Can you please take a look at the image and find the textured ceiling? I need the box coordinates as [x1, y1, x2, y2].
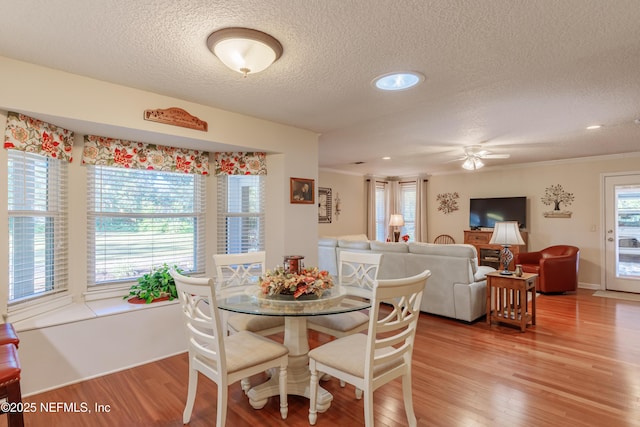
[1, 0, 639, 176]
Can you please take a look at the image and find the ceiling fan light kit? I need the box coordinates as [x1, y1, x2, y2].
[462, 157, 484, 170]
[461, 145, 509, 170]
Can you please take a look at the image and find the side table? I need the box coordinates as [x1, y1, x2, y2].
[486, 271, 537, 332]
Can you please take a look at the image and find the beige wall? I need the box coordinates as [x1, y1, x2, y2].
[319, 154, 640, 287]
[318, 170, 367, 237]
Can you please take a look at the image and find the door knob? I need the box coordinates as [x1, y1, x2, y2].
[607, 237, 614, 242]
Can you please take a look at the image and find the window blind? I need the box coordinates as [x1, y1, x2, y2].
[400, 180, 417, 240]
[8, 150, 68, 303]
[217, 175, 265, 254]
[87, 165, 206, 285]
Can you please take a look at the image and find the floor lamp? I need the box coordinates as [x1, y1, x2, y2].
[489, 221, 525, 275]
[389, 214, 404, 242]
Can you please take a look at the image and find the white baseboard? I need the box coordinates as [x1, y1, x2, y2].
[578, 282, 601, 290]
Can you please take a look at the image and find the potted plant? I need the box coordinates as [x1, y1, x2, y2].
[124, 263, 182, 304]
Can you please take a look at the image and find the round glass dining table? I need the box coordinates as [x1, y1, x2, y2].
[217, 289, 370, 413]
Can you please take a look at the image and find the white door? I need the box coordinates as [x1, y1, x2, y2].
[604, 173, 640, 292]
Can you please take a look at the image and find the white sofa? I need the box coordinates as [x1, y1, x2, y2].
[318, 236, 495, 322]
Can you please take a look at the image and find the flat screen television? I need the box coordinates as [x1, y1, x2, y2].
[469, 196, 527, 229]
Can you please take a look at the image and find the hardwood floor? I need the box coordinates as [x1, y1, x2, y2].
[5, 288, 640, 427]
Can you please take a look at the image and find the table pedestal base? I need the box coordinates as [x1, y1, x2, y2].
[247, 317, 333, 413]
[248, 354, 333, 412]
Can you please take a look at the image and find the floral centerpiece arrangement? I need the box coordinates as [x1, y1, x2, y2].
[258, 266, 334, 299]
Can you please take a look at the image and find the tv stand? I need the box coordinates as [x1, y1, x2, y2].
[464, 230, 528, 270]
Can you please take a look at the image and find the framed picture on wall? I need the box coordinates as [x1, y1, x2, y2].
[290, 177, 315, 204]
[318, 187, 332, 223]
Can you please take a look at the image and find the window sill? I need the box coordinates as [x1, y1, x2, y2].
[12, 297, 179, 333]
[87, 297, 178, 317]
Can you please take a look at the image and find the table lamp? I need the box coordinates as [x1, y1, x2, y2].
[489, 221, 525, 275]
[389, 214, 405, 242]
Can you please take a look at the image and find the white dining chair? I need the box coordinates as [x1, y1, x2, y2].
[170, 270, 289, 426]
[308, 269, 431, 427]
[307, 251, 382, 390]
[212, 252, 285, 336]
[307, 251, 382, 338]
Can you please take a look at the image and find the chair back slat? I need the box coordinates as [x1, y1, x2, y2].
[338, 251, 383, 299]
[213, 252, 266, 295]
[434, 234, 455, 244]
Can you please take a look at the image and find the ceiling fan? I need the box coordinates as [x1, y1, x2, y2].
[460, 145, 510, 170]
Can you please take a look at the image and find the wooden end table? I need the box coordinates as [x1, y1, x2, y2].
[486, 271, 537, 332]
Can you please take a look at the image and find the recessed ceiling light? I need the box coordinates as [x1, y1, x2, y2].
[382, 156, 391, 160]
[373, 72, 424, 91]
[586, 125, 602, 130]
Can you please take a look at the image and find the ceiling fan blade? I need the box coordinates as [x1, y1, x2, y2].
[445, 156, 467, 163]
[481, 153, 511, 159]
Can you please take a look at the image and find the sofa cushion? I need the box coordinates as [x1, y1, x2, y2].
[319, 237, 338, 247]
[409, 242, 478, 274]
[337, 234, 369, 241]
[338, 240, 371, 250]
[409, 242, 474, 257]
[369, 241, 409, 253]
[474, 265, 494, 282]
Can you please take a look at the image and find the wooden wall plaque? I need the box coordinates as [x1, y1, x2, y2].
[143, 107, 208, 132]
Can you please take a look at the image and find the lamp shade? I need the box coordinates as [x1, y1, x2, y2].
[389, 214, 405, 227]
[207, 27, 283, 76]
[489, 221, 525, 245]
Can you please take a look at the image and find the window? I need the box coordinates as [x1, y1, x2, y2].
[87, 166, 206, 285]
[400, 181, 416, 240]
[8, 151, 68, 303]
[217, 175, 265, 254]
[375, 181, 387, 241]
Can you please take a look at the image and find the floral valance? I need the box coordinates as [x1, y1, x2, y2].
[4, 111, 74, 162]
[214, 152, 267, 175]
[82, 135, 209, 175]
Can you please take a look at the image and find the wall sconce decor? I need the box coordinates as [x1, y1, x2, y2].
[542, 184, 574, 218]
[437, 192, 460, 214]
[334, 192, 341, 220]
[318, 187, 332, 223]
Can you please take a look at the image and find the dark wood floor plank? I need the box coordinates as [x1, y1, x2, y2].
[2, 289, 640, 426]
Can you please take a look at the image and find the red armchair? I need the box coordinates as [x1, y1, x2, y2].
[514, 245, 580, 293]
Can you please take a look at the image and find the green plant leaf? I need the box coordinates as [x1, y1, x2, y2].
[125, 263, 183, 303]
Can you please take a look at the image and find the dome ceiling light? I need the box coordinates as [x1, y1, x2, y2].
[207, 27, 283, 77]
